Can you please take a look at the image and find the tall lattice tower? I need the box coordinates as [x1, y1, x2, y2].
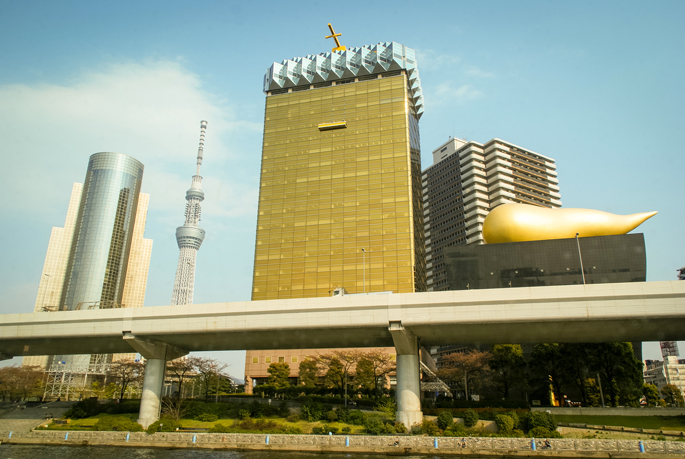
[171, 120, 208, 305]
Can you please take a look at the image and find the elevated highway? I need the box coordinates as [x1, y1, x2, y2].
[2, 280, 684, 428]
[2, 281, 684, 358]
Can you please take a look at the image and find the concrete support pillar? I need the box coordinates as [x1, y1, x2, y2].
[123, 334, 187, 429]
[388, 321, 423, 428]
[138, 358, 165, 428]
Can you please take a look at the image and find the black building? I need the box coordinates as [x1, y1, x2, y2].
[443, 233, 646, 291]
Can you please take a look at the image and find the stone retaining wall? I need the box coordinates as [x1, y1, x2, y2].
[533, 406, 685, 416]
[3, 430, 685, 456]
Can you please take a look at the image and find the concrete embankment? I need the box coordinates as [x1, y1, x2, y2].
[3, 431, 685, 457]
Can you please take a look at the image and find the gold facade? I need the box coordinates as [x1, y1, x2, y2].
[252, 75, 426, 301]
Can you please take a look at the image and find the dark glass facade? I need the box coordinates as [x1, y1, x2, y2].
[443, 233, 646, 291]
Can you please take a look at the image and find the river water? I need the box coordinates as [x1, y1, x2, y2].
[0, 444, 601, 458]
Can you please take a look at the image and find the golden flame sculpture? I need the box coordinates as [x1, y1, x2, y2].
[482, 203, 657, 244]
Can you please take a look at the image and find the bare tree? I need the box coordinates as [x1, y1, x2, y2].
[161, 396, 187, 421]
[0, 365, 44, 401]
[188, 356, 228, 400]
[166, 357, 195, 398]
[437, 349, 491, 399]
[364, 350, 397, 394]
[107, 360, 144, 400]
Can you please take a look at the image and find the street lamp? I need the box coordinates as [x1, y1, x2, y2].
[575, 233, 586, 285]
[361, 248, 367, 294]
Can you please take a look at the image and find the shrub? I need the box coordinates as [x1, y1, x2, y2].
[348, 409, 366, 426]
[495, 414, 514, 433]
[106, 400, 141, 415]
[335, 407, 350, 423]
[411, 423, 423, 435]
[374, 398, 397, 416]
[285, 414, 300, 423]
[300, 400, 325, 422]
[238, 409, 250, 420]
[512, 429, 525, 437]
[437, 411, 454, 430]
[421, 418, 440, 436]
[326, 410, 338, 422]
[327, 426, 339, 434]
[463, 409, 479, 428]
[197, 413, 219, 422]
[505, 411, 520, 429]
[64, 399, 103, 419]
[528, 426, 552, 438]
[93, 416, 143, 432]
[280, 425, 302, 434]
[277, 402, 290, 417]
[311, 426, 326, 434]
[448, 423, 468, 436]
[210, 423, 232, 433]
[364, 415, 385, 435]
[524, 411, 556, 432]
[341, 426, 352, 434]
[146, 416, 181, 434]
[393, 422, 407, 434]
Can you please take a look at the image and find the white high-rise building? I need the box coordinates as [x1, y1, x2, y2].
[422, 137, 561, 291]
[171, 121, 208, 305]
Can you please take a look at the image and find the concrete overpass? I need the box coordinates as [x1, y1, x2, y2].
[2, 280, 684, 427]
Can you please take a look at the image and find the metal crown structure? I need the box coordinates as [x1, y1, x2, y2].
[171, 120, 208, 305]
[263, 41, 424, 119]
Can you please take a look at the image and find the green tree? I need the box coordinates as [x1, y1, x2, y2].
[298, 359, 318, 387]
[267, 362, 291, 388]
[489, 344, 527, 399]
[661, 384, 684, 406]
[324, 358, 345, 393]
[643, 383, 660, 407]
[529, 344, 564, 405]
[355, 358, 375, 392]
[559, 344, 592, 405]
[587, 343, 643, 406]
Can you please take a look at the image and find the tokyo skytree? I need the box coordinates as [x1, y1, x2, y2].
[171, 120, 208, 305]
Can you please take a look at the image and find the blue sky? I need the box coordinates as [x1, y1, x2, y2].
[0, 1, 683, 371]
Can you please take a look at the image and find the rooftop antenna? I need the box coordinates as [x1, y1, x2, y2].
[326, 23, 346, 52]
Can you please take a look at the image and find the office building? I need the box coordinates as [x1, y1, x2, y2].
[171, 121, 208, 305]
[24, 152, 152, 396]
[644, 357, 685, 396]
[422, 138, 561, 291]
[245, 41, 427, 387]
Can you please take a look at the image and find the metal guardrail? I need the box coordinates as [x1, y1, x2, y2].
[3, 431, 685, 454]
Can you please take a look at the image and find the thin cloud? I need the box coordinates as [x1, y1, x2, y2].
[415, 49, 462, 72]
[0, 60, 259, 220]
[434, 83, 483, 102]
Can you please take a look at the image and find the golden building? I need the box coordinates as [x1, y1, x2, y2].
[246, 41, 426, 387]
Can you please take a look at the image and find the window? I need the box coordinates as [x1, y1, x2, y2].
[278, 356, 285, 363]
[265, 356, 272, 364]
[291, 356, 298, 363]
[252, 357, 259, 364]
[390, 354, 396, 361]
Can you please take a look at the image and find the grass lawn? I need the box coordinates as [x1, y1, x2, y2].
[555, 415, 685, 431]
[37, 413, 139, 430]
[179, 417, 366, 434]
[38, 414, 367, 434]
